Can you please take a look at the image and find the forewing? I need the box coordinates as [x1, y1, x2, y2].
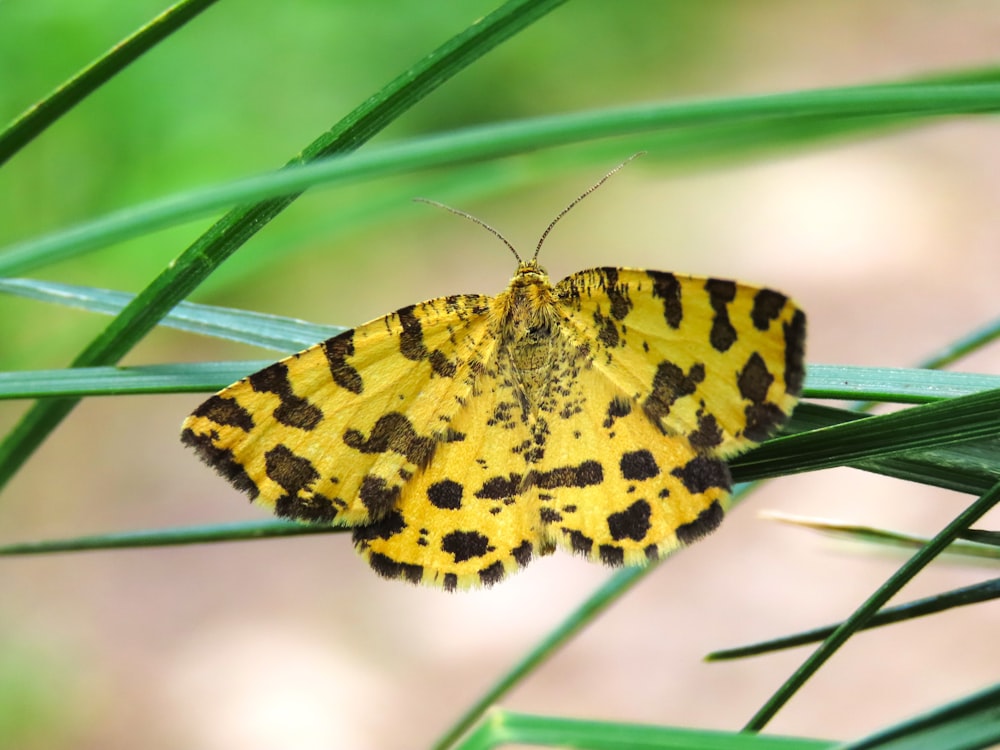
[554, 268, 806, 458]
[181, 294, 493, 526]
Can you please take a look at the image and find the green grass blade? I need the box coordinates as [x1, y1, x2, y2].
[760, 516, 1000, 561]
[0, 0, 569, 494]
[777, 404, 1000, 496]
[836, 681, 1000, 750]
[0, 363, 271, 399]
[456, 709, 834, 750]
[0, 0, 220, 166]
[707, 577, 1000, 661]
[4, 78, 1000, 277]
[0, 278, 338, 351]
[0, 520, 335, 554]
[731, 390, 1000, 482]
[744, 480, 1000, 732]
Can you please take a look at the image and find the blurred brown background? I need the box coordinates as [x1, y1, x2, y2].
[1, 2, 999, 748]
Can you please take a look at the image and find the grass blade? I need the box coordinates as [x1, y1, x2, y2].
[708, 578, 1000, 661]
[0, 0, 221, 165]
[4, 79, 1000, 277]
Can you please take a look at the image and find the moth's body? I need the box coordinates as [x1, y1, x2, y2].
[183, 259, 805, 590]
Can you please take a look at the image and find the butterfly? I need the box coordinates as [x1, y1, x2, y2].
[182, 160, 806, 590]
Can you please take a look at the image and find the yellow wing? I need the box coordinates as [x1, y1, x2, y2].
[521, 267, 805, 564]
[554, 268, 805, 457]
[181, 294, 494, 526]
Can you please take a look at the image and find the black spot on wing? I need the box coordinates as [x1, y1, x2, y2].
[191, 395, 254, 431]
[649, 271, 683, 328]
[397, 305, 428, 361]
[180, 429, 258, 499]
[275, 492, 340, 523]
[737, 353, 790, 443]
[343, 412, 436, 468]
[598, 268, 633, 320]
[353, 509, 406, 543]
[479, 561, 506, 587]
[442, 530, 493, 562]
[689, 412, 724, 450]
[603, 396, 631, 429]
[512, 540, 533, 567]
[366, 551, 424, 585]
[359, 475, 400, 518]
[744, 402, 790, 443]
[529, 460, 603, 489]
[676, 500, 725, 545]
[593, 309, 619, 348]
[607, 500, 652, 542]
[427, 479, 463, 510]
[429, 350, 457, 378]
[563, 528, 594, 555]
[249, 363, 323, 430]
[323, 333, 363, 394]
[643, 360, 705, 425]
[738, 353, 774, 403]
[539, 507, 563, 524]
[751, 289, 788, 331]
[599, 545, 625, 566]
[671, 456, 731, 494]
[784, 309, 807, 397]
[475, 473, 523, 500]
[264, 444, 319, 495]
[705, 278, 738, 352]
[619, 450, 659, 480]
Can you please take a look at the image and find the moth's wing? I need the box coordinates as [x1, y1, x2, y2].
[555, 268, 806, 457]
[181, 294, 493, 526]
[531, 268, 806, 565]
[353, 354, 549, 590]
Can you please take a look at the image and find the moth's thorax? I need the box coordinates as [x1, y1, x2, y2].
[492, 260, 562, 372]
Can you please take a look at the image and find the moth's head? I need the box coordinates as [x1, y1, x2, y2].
[514, 258, 549, 282]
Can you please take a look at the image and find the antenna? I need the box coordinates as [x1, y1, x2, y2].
[413, 198, 523, 263]
[532, 152, 645, 261]
[415, 152, 645, 265]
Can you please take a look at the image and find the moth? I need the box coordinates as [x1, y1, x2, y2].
[182, 160, 805, 590]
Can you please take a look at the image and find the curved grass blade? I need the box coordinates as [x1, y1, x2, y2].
[0, 278, 339, 351]
[708, 577, 1000, 661]
[760, 514, 1000, 561]
[455, 709, 835, 750]
[0, 0, 220, 165]
[5, 79, 1000, 278]
[0, 0, 571, 495]
[744, 480, 1000, 732]
[836, 681, 1000, 750]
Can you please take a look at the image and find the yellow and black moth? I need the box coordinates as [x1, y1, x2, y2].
[182, 165, 805, 590]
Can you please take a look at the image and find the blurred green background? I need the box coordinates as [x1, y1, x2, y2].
[2, 2, 999, 749]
